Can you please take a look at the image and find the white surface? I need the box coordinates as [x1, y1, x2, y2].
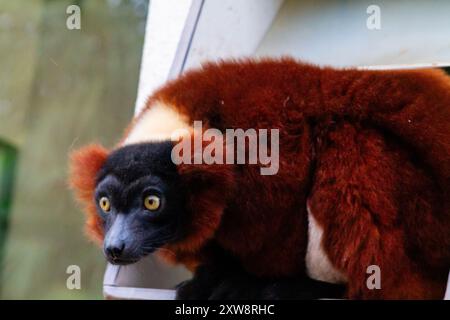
[357, 62, 450, 70]
[445, 272, 450, 300]
[184, 0, 284, 70]
[104, 286, 176, 300]
[134, 0, 194, 115]
[256, 0, 450, 67]
[103, 256, 190, 289]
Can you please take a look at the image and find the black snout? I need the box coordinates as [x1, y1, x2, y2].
[103, 214, 140, 265]
[104, 240, 138, 265]
[105, 242, 125, 260]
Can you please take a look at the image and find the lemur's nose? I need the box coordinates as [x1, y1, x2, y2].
[106, 242, 125, 260]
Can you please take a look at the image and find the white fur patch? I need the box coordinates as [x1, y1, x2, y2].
[124, 101, 191, 145]
[306, 204, 347, 284]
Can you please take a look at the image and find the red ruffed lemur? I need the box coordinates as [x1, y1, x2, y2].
[70, 59, 450, 299]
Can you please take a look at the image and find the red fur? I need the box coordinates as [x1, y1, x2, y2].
[69, 144, 108, 243]
[70, 59, 450, 299]
[308, 122, 448, 298]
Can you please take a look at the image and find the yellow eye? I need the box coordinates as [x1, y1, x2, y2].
[99, 197, 111, 213]
[144, 195, 161, 211]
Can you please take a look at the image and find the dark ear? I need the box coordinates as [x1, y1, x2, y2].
[69, 144, 109, 243]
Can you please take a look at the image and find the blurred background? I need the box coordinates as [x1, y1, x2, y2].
[0, 0, 148, 299]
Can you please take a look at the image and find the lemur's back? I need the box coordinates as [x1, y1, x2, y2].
[147, 60, 450, 297]
[151, 59, 450, 193]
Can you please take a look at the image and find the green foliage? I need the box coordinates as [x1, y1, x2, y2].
[0, 141, 17, 268]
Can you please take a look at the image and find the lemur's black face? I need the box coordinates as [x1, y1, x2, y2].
[95, 142, 185, 265]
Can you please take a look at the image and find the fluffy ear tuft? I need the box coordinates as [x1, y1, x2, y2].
[69, 144, 109, 243]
